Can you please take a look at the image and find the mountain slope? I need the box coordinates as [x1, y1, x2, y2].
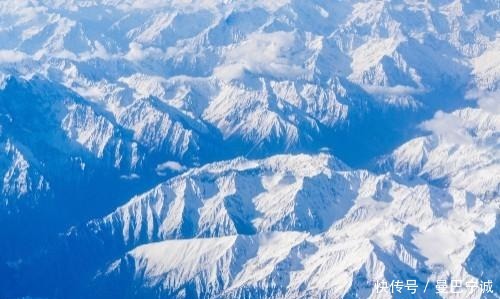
[381, 107, 499, 199]
[83, 105, 498, 299]
[0, 1, 498, 299]
[88, 152, 497, 299]
[1, 0, 498, 163]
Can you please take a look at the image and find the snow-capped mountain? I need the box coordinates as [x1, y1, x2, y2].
[0, 0, 497, 215]
[0, 138, 51, 211]
[0, 0, 498, 299]
[1, 0, 497, 161]
[381, 106, 499, 199]
[14, 103, 494, 298]
[82, 148, 497, 298]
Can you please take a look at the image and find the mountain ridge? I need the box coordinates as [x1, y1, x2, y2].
[0, 1, 498, 298]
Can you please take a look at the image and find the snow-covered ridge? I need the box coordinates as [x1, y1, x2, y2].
[89, 153, 351, 245]
[383, 107, 499, 199]
[88, 150, 498, 298]
[0, 138, 50, 209]
[72, 105, 498, 298]
[0, 1, 498, 298]
[0, 0, 498, 161]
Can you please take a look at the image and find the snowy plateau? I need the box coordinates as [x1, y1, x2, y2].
[0, 0, 499, 298]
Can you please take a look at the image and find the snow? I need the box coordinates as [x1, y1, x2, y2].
[412, 223, 474, 268]
[350, 36, 404, 82]
[386, 107, 499, 199]
[62, 104, 115, 158]
[472, 39, 500, 85]
[0, 0, 498, 298]
[92, 147, 498, 298]
[0, 0, 495, 159]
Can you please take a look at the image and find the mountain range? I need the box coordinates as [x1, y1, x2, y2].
[0, 0, 498, 298]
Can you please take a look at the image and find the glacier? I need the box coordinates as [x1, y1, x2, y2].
[0, 0, 498, 298]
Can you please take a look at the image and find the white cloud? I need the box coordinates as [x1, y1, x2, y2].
[420, 111, 473, 145]
[465, 89, 500, 114]
[156, 161, 187, 175]
[213, 31, 305, 81]
[78, 41, 114, 61]
[120, 173, 140, 180]
[0, 50, 28, 63]
[361, 84, 425, 96]
[124, 42, 165, 62]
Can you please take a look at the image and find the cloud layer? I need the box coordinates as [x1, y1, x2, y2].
[213, 31, 305, 81]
